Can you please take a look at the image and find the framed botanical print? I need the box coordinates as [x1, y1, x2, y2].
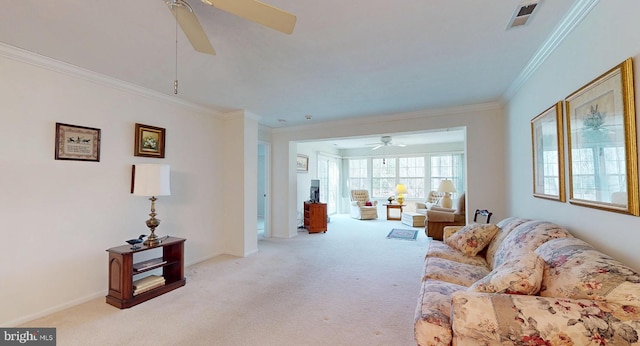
[531, 102, 565, 201]
[565, 58, 639, 215]
[134, 123, 166, 158]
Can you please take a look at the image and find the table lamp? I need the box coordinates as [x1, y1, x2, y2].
[438, 180, 456, 209]
[133, 164, 171, 246]
[395, 184, 407, 205]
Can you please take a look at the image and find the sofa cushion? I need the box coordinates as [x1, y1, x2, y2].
[492, 220, 572, 269]
[425, 241, 488, 267]
[451, 291, 640, 345]
[485, 217, 531, 269]
[414, 279, 466, 346]
[445, 223, 499, 256]
[535, 237, 640, 307]
[423, 257, 490, 287]
[468, 252, 544, 295]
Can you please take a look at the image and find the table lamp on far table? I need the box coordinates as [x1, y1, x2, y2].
[133, 164, 171, 246]
[395, 184, 407, 205]
[438, 179, 456, 209]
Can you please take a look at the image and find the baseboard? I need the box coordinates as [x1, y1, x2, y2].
[4, 291, 105, 327]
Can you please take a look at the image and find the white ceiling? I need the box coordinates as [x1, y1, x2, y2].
[0, 0, 576, 129]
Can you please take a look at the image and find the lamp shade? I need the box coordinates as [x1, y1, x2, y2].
[437, 180, 456, 193]
[395, 184, 407, 195]
[133, 164, 171, 197]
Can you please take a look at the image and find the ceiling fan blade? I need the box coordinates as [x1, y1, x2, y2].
[396, 143, 407, 147]
[171, 4, 216, 55]
[371, 145, 383, 151]
[204, 0, 297, 34]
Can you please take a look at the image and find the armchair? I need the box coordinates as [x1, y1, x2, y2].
[414, 191, 443, 214]
[425, 192, 465, 240]
[349, 190, 378, 220]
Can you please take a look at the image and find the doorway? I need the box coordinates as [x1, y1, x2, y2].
[258, 142, 270, 238]
[318, 153, 340, 215]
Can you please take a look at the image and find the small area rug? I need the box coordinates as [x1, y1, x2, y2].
[386, 228, 418, 241]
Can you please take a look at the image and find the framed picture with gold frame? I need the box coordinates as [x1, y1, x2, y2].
[134, 123, 166, 158]
[565, 58, 639, 215]
[531, 102, 565, 201]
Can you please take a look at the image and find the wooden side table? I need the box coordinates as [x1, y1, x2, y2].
[106, 236, 186, 309]
[384, 204, 405, 220]
[303, 202, 327, 233]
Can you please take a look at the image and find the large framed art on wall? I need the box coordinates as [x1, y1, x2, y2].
[531, 102, 565, 202]
[565, 58, 639, 215]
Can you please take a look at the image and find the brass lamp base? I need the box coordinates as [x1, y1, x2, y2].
[143, 230, 162, 246]
[143, 196, 163, 247]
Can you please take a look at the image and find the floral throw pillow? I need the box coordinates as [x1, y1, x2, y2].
[444, 223, 499, 256]
[468, 252, 544, 295]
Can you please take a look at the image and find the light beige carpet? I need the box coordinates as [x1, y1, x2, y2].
[20, 214, 428, 345]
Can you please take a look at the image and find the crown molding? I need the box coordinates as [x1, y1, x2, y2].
[0, 42, 223, 116]
[270, 101, 502, 134]
[503, 0, 600, 100]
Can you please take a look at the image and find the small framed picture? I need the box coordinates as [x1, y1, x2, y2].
[134, 123, 166, 158]
[297, 154, 309, 172]
[54, 122, 101, 162]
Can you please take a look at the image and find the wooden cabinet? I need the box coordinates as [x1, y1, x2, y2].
[304, 202, 327, 233]
[106, 236, 186, 309]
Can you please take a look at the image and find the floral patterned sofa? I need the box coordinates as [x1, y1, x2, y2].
[414, 217, 640, 345]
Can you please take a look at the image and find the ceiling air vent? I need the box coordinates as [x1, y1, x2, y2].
[507, 1, 541, 29]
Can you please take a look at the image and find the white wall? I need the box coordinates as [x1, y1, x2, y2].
[506, 1, 640, 270]
[271, 103, 506, 238]
[0, 51, 224, 325]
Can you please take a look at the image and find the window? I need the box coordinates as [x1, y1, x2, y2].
[344, 153, 464, 200]
[372, 158, 396, 198]
[430, 154, 464, 197]
[398, 157, 425, 198]
[348, 159, 368, 190]
[318, 154, 340, 214]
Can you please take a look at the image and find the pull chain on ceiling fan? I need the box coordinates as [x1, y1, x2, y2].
[174, 2, 179, 94]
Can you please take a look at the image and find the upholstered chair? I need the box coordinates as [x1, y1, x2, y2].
[414, 191, 443, 215]
[349, 190, 378, 220]
[425, 192, 465, 240]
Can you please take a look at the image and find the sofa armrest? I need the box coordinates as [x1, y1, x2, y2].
[443, 226, 464, 241]
[430, 206, 456, 213]
[426, 210, 455, 222]
[451, 291, 640, 345]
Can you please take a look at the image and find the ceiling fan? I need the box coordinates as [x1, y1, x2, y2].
[164, 0, 297, 56]
[370, 136, 406, 150]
